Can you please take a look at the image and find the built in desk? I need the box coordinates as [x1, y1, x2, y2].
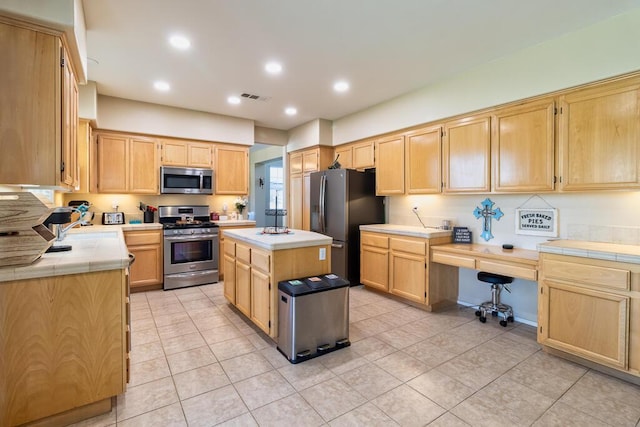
[430, 243, 539, 281]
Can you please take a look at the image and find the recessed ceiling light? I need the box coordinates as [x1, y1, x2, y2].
[169, 35, 191, 50]
[154, 81, 170, 91]
[285, 107, 297, 116]
[333, 81, 350, 92]
[265, 61, 283, 74]
[227, 96, 241, 105]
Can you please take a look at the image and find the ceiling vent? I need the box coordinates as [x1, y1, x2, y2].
[241, 93, 271, 102]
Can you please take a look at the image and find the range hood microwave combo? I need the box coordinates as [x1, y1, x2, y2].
[160, 166, 214, 195]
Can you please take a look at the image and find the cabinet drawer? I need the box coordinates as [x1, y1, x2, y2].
[251, 249, 270, 273]
[543, 259, 629, 291]
[390, 237, 425, 256]
[361, 232, 389, 249]
[236, 244, 251, 264]
[476, 260, 537, 281]
[432, 252, 476, 269]
[224, 240, 235, 256]
[124, 230, 161, 246]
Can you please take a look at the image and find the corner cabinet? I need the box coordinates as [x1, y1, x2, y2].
[558, 77, 640, 191]
[95, 131, 159, 194]
[333, 139, 375, 171]
[0, 21, 78, 189]
[215, 145, 249, 194]
[538, 253, 639, 377]
[288, 146, 333, 230]
[492, 99, 556, 192]
[443, 115, 491, 193]
[360, 230, 458, 311]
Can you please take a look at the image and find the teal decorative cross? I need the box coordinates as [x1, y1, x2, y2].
[473, 198, 503, 241]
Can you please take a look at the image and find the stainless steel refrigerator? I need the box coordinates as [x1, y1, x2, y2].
[310, 168, 385, 285]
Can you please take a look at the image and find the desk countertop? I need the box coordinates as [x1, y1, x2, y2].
[538, 240, 640, 264]
[432, 243, 539, 264]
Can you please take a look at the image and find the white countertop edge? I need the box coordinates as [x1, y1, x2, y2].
[214, 220, 257, 227]
[359, 224, 453, 239]
[538, 240, 640, 264]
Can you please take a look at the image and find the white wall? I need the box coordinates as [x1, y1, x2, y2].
[333, 8, 640, 144]
[287, 119, 333, 152]
[97, 96, 255, 145]
[78, 81, 97, 120]
[255, 126, 288, 146]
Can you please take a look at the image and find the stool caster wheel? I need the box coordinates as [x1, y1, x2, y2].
[475, 310, 481, 317]
[499, 320, 508, 327]
[507, 316, 514, 323]
[491, 311, 498, 317]
[479, 316, 487, 323]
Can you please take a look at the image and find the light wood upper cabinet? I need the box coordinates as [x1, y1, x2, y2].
[492, 99, 556, 192]
[443, 115, 491, 193]
[558, 77, 640, 190]
[0, 23, 79, 189]
[215, 145, 249, 194]
[352, 140, 375, 169]
[96, 132, 159, 194]
[375, 134, 405, 195]
[76, 119, 92, 193]
[406, 126, 442, 194]
[288, 146, 333, 230]
[334, 146, 353, 169]
[161, 139, 213, 168]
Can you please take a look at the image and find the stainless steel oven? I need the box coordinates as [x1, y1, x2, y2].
[159, 205, 219, 290]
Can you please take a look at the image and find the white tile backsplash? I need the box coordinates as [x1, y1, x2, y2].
[568, 224, 640, 246]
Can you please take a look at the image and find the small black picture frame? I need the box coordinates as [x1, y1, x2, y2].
[453, 227, 472, 244]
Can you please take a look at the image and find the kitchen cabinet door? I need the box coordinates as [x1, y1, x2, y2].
[0, 23, 78, 189]
[124, 230, 163, 290]
[375, 134, 405, 195]
[389, 237, 427, 304]
[215, 145, 249, 194]
[493, 99, 555, 192]
[360, 232, 390, 291]
[303, 149, 319, 172]
[223, 254, 236, 304]
[443, 115, 491, 193]
[558, 77, 640, 190]
[129, 137, 159, 194]
[352, 140, 375, 169]
[251, 268, 271, 334]
[539, 280, 629, 370]
[406, 126, 442, 194]
[161, 139, 188, 165]
[235, 260, 251, 317]
[97, 134, 129, 193]
[334, 146, 353, 169]
[188, 142, 213, 167]
[289, 174, 303, 230]
[303, 173, 311, 230]
[289, 152, 303, 174]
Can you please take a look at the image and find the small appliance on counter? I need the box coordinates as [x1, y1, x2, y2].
[102, 212, 125, 225]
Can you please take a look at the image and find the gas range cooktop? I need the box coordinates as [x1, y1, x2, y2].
[162, 221, 218, 229]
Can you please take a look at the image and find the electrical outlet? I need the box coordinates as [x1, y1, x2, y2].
[112, 200, 119, 210]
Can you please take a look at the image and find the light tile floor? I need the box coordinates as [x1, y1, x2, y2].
[74, 283, 640, 427]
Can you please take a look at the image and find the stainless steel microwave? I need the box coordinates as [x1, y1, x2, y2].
[160, 166, 214, 194]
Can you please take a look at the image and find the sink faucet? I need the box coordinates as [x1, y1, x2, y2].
[55, 217, 89, 241]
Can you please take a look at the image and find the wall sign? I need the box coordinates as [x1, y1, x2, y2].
[453, 227, 472, 243]
[515, 208, 558, 237]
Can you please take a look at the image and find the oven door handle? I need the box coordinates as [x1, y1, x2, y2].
[164, 234, 217, 242]
[168, 270, 218, 278]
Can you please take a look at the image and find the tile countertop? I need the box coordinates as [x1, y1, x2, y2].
[538, 239, 640, 264]
[214, 220, 256, 227]
[359, 224, 453, 239]
[222, 227, 332, 251]
[0, 225, 146, 283]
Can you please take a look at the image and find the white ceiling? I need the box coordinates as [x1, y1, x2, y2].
[83, 0, 640, 131]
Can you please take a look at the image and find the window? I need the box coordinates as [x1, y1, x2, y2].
[268, 165, 284, 209]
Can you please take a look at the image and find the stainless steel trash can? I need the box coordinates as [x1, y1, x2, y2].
[277, 274, 350, 364]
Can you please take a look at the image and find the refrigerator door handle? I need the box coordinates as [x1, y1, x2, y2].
[319, 174, 326, 233]
[331, 243, 343, 249]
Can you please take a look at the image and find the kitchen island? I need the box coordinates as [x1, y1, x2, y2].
[222, 228, 332, 339]
[0, 226, 136, 426]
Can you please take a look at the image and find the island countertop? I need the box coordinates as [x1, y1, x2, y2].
[222, 227, 332, 250]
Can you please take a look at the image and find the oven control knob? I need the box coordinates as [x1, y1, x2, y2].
[173, 230, 179, 235]
[190, 229, 195, 235]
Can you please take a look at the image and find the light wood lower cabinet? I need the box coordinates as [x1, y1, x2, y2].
[223, 236, 330, 338]
[0, 269, 127, 426]
[360, 231, 457, 310]
[538, 253, 639, 377]
[219, 224, 257, 280]
[124, 229, 163, 291]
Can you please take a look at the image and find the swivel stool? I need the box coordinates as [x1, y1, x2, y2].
[475, 271, 514, 327]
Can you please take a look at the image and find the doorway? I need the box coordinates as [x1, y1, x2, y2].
[250, 144, 285, 227]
